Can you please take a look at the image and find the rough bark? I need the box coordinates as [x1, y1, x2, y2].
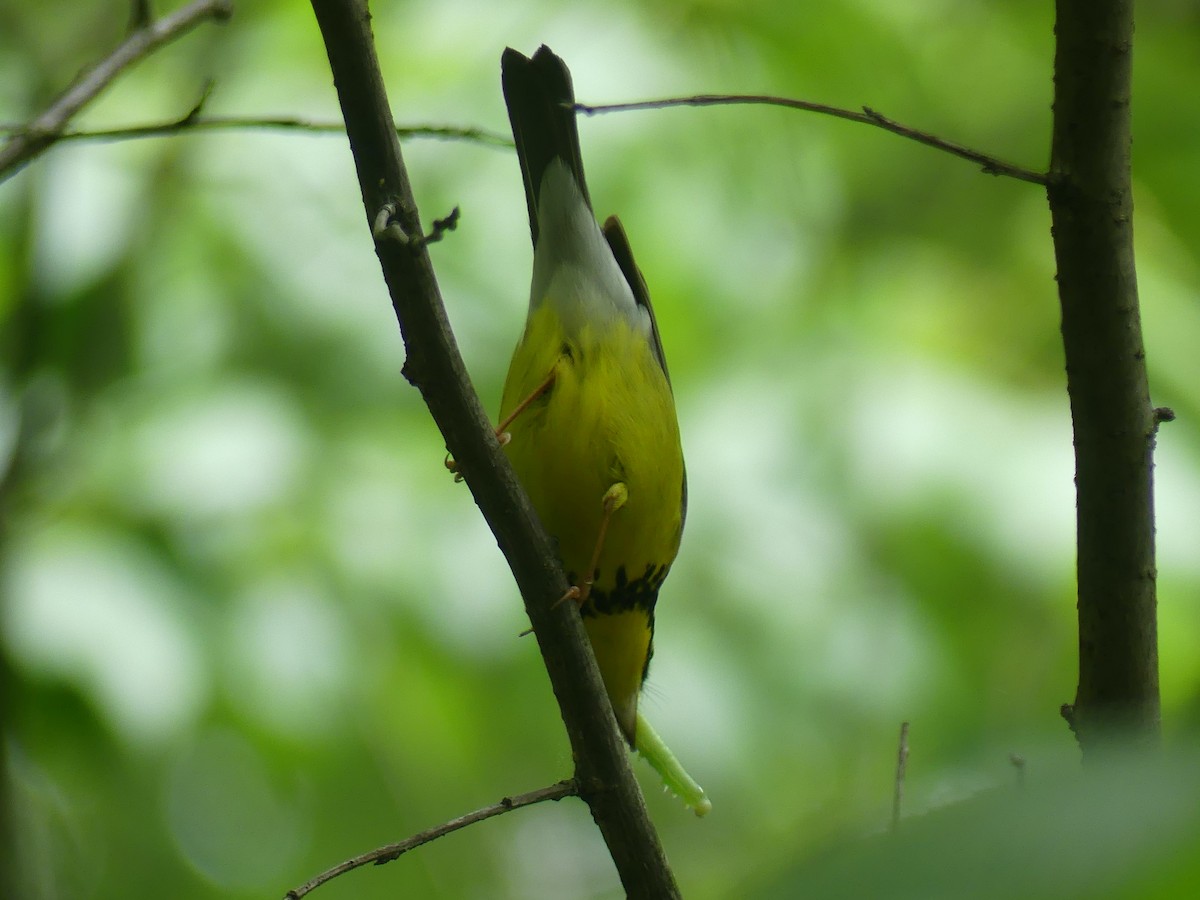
[1050, 0, 1160, 746]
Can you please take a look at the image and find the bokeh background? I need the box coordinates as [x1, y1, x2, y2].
[3, 1, 1199, 898]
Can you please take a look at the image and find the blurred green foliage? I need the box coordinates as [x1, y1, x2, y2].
[2, 1, 1199, 898]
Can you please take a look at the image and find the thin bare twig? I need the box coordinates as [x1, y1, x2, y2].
[0, 0, 233, 183]
[0, 115, 512, 148]
[577, 95, 1047, 186]
[284, 780, 578, 899]
[1008, 752, 1026, 788]
[892, 721, 910, 832]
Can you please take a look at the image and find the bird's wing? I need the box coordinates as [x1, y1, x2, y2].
[602, 214, 687, 533]
[602, 215, 670, 384]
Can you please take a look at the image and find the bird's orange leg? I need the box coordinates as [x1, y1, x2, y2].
[495, 368, 557, 441]
[520, 482, 628, 637]
[444, 368, 556, 481]
[566, 482, 629, 607]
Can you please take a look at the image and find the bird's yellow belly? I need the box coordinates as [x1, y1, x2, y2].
[500, 305, 684, 738]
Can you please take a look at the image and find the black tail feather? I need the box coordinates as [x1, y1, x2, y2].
[501, 46, 591, 248]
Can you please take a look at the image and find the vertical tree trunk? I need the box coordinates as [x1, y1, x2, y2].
[1049, 0, 1161, 747]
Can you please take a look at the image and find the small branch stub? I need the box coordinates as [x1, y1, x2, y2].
[1153, 406, 1176, 426]
[373, 202, 461, 250]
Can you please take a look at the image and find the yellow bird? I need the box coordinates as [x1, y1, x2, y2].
[499, 47, 686, 749]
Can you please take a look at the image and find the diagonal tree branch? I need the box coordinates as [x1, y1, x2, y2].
[0, 0, 233, 183]
[1049, 0, 1160, 747]
[306, 1, 681, 896]
[577, 94, 1047, 185]
[284, 781, 578, 899]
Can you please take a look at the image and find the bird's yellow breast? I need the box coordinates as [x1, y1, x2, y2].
[501, 302, 684, 734]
